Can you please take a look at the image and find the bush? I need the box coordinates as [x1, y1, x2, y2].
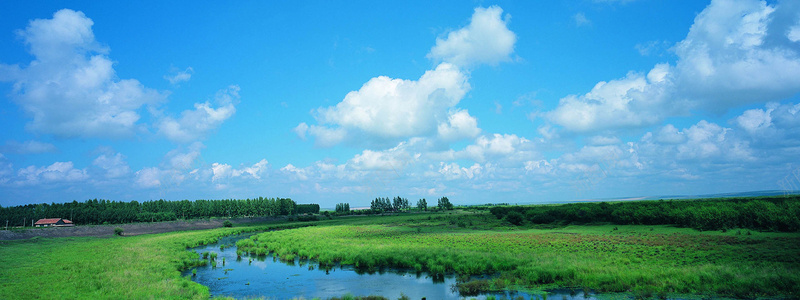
[114, 227, 124, 236]
[223, 220, 233, 227]
[505, 211, 524, 226]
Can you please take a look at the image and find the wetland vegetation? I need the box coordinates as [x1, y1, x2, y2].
[1, 195, 799, 299]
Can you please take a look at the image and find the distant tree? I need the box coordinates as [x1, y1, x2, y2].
[437, 197, 454, 210]
[417, 199, 427, 211]
[392, 196, 410, 211]
[335, 203, 351, 213]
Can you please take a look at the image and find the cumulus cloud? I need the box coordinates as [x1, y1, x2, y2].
[307, 63, 469, 146]
[156, 85, 239, 143]
[298, 6, 519, 148]
[281, 164, 310, 181]
[546, 64, 676, 132]
[428, 6, 517, 68]
[0, 140, 57, 154]
[16, 161, 88, 186]
[211, 159, 269, 182]
[461, 133, 535, 163]
[546, 0, 800, 133]
[641, 120, 752, 162]
[0, 9, 164, 138]
[674, 0, 800, 109]
[348, 142, 419, 171]
[437, 109, 481, 141]
[733, 102, 800, 146]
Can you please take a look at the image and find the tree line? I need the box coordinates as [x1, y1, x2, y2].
[489, 195, 800, 232]
[1, 197, 320, 227]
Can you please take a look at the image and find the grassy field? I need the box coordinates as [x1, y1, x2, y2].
[0, 222, 310, 299]
[239, 211, 800, 299]
[1, 209, 799, 299]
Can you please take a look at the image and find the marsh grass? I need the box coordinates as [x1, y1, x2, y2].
[237, 212, 800, 298]
[0, 221, 316, 299]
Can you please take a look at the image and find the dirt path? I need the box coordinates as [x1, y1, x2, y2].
[0, 217, 282, 240]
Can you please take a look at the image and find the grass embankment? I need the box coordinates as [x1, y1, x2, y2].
[0, 222, 313, 299]
[237, 212, 800, 299]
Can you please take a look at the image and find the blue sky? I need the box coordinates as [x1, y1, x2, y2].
[2, 0, 800, 207]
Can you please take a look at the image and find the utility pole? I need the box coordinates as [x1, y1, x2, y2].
[5, 220, 8, 230]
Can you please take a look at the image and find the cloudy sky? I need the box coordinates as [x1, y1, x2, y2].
[1, 0, 799, 207]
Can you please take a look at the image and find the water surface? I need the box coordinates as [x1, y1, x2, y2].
[185, 234, 597, 300]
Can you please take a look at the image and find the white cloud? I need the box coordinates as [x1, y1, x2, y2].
[135, 167, 163, 188]
[438, 162, 483, 180]
[156, 85, 239, 143]
[524, 160, 554, 175]
[281, 164, 310, 181]
[587, 135, 621, 146]
[573, 13, 591, 27]
[293, 123, 309, 140]
[0, 140, 57, 154]
[92, 152, 130, 179]
[789, 24, 800, 42]
[308, 63, 469, 145]
[348, 143, 419, 171]
[211, 163, 233, 182]
[16, 161, 88, 186]
[164, 142, 204, 170]
[461, 133, 534, 163]
[674, 0, 800, 109]
[547, 65, 675, 132]
[211, 159, 269, 182]
[641, 121, 752, 162]
[437, 109, 481, 141]
[428, 6, 517, 68]
[0, 9, 164, 139]
[735, 107, 773, 134]
[164, 67, 194, 84]
[546, 0, 800, 133]
[635, 40, 671, 56]
[654, 124, 686, 144]
[307, 125, 347, 147]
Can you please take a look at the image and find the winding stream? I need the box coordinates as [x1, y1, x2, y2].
[184, 234, 597, 299]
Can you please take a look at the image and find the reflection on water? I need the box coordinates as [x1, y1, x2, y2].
[184, 234, 600, 300]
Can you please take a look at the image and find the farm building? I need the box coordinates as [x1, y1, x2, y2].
[34, 218, 74, 227]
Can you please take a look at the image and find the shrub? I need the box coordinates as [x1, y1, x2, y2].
[223, 220, 233, 227]
[505, 211, 524, 226]
[114, 227, 124, 236]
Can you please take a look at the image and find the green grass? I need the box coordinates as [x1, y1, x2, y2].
[0, 222, 314, 299]
[238, 212, 800, 299]
[1, 210, 798, 299]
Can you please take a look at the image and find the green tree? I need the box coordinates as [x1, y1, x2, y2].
[437, 197, 453, 210]
[417, 198, 427, 211]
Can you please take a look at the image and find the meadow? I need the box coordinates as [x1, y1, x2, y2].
[1, 197, 799, 299]
[0, 222, 311, 299]
[238, 211, 800, 299]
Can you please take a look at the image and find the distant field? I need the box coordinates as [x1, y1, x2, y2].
[2, 196, 799, 299]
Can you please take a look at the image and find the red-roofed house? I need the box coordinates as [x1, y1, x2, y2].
[34, 218, 74, 227]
